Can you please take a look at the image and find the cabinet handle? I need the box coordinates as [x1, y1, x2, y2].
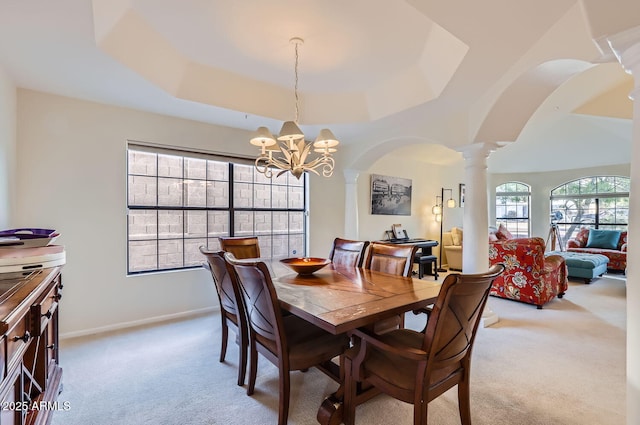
[42, 309, 53, 319]
[13, 331, 31, 343]
[47, 344, 55, 350]
[53, 293, 62, 301]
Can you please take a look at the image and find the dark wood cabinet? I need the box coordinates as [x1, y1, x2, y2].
[0, 267, 63, 425]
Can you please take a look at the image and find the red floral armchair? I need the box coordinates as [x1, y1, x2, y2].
[489, 237, 568, 309]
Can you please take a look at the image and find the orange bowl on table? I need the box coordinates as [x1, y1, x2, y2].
[279, 257, 331, 275]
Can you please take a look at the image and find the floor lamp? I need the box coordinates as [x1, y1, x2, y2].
[432, 188, 456, 272]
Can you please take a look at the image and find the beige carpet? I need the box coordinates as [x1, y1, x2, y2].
[51, 275, 626, 425]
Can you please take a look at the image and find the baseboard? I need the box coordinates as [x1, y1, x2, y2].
[60, 306, 219, 340]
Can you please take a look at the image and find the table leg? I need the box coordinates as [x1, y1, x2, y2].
[317, 344, 382, 424]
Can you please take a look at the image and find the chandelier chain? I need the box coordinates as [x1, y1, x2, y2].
[294, 41, 300, 123]
[248, 36, 338, 180]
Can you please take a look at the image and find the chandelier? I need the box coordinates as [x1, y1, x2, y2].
[249, 37, 339, 180]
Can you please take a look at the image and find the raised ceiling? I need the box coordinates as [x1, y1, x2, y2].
[0, 0, 636, 172]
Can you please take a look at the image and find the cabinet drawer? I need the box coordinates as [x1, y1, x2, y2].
[31, 279, 61, 336]
[6, 316, 31, 371]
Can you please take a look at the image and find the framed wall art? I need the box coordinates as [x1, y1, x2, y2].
[370, 174, 412, 216]
[459, 183, 466, 207]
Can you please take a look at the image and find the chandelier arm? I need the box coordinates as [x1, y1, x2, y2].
[255, 156, 274, 179]
[321, 157, 335, 177]
[265, 155, 293, 171]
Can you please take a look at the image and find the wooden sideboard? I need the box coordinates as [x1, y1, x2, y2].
[0, 267, 63, 425]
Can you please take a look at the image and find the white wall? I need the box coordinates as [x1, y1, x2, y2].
[0, 66, 16, 228]
[489, 163, 631, 239]
[15, 90, 347, 336]
[355, 149, 465, 265]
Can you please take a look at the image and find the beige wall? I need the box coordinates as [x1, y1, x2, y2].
[355, 151, 465, 265]
[0, 67, 15, 228]
[15, 89, 348, 336]
[489, 163, 631, 239]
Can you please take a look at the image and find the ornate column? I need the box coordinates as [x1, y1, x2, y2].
[459, 142, 500, 326]
[605, 25, 640, 425]
[343, 169, 360, 240]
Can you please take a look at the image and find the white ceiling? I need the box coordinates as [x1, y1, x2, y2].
[0, 0, 635, 172]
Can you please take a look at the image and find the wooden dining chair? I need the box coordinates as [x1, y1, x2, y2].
[343, 264, 505, 425]
[219, 236, 261, 259]
[363, 242, 419, 333]
[363, 242, 418, 277]
[329, 238, 370, 268]
[224, 253, 350, 425]
[199, 247, 248, 386]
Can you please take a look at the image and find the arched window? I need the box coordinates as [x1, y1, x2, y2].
[550, 176, 629, 243]
[496, 182, 530, 237]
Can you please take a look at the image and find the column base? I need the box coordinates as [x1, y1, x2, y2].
[481, 307, 499, 327]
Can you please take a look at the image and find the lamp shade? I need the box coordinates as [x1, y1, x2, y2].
[447, 198, 456, 208]
[313, 129, 340, 148]
[432, 205, 442, 215]
[277, 121, 304, 142]
[250, 127, 276, 146]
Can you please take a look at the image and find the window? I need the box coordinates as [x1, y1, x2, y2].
[127, 145, 307, 274]
[550, 176, 629, 243]
[495, 182, 530, 238]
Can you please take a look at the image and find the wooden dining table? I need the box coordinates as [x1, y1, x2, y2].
[269, 262, 442, 425]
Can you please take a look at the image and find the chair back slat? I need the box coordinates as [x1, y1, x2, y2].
[329, 238, 370, 268]
[423, 264, 505, 368]
[363, 242, 418, 277]
[219, 236, 261, 259]
[199, 248, 239, 314]
[224, 253, 283, 347]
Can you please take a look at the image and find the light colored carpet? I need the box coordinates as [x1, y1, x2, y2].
[51, 275, 626, 425]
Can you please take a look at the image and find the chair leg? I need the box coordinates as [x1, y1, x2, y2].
[247, 340, 258, 396]
[237, 332, 248, 386]
[458, 377, 472, 425]
[414, 400, 428, 425]
[278, 369, 291, 425]
[219, 317, 229, 362]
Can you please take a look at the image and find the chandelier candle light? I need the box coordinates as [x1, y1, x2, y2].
[250, 37, 339, 180]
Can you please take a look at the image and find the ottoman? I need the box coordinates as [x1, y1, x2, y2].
[547, 251, 609, 283]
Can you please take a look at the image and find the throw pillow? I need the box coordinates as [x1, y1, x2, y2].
[489, 233, 499, 242]
[575, 227, 590, 246]
[451, 227, 463, 246]
[586, 229, 621, 250]
[495, 224, 514, 240]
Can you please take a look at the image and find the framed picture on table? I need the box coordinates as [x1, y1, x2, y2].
[459, 184, 465, 207]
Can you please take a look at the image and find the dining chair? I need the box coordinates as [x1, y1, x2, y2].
[363, 242, 418, 277]
[328, 238, 370, 268]
[199, 247, 248, 386]
[223, 252, 350, 425]
[219, 236, 261, 259]
[363, 242, 420, 333]
[343, 264, 505, 425]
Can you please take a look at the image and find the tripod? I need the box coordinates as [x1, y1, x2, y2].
[546, 223, 564, 252]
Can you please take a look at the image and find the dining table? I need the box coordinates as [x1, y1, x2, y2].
[269, 261, 442, 425]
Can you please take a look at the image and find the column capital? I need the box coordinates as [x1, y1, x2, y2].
[458, 141, 502, 162]
[343, 168, 360, 184]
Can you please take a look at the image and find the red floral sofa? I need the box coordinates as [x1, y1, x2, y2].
[489, 236, 568, 309]
[566, 227, 627, 272]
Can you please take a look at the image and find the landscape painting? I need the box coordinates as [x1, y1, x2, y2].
[370, 174, 412, 215]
